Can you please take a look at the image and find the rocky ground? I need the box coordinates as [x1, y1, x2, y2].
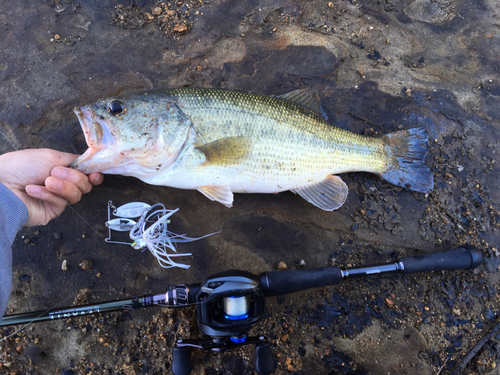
[0, 0, 499, 374]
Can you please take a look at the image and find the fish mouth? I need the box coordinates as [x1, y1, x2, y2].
[71, 106, 118, 173]
[74, 106, 116, 148]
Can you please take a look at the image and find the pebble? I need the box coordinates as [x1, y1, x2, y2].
[174, 23, 188, 32]
[79, 259, 92, 271]
[73, 287, 92, 305]
[152, 7, 162, 15]
[296, 259, 306, 268]
[277, 261, 287, 271]
[18, 275, 30, 282]
[62, 260, 68, 271]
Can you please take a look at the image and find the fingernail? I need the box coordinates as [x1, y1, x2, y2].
[26, 185, 42, 195]
[47, 178, 63, 190]
[52, 167, 68, 179]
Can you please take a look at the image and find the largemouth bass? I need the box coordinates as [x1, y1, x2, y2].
[71, 88, 433, 210]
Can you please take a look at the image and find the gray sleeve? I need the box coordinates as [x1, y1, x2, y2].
[0, 183, 28, 320]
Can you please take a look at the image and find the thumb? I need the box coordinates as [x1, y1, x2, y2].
[46, 150, 80, 168]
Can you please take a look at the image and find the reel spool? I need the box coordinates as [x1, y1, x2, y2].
[224, 295, 251, 321]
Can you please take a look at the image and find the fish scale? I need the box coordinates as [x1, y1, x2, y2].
[71, 88, 433, 211]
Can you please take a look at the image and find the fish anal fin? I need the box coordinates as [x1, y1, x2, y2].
[291, 175, 348, 211]
[277, 89, 325, 118]
[197, 185, 234, 207]
[196, 137, 251, 165]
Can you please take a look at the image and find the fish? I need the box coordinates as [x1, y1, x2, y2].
[71, 88, 433, 211]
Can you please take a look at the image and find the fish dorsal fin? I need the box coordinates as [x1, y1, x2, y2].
[197, 185, 233, 207]
[196, 137, 251, 165]
[277, 89, 323, 115]
[291, 175, 348, 211]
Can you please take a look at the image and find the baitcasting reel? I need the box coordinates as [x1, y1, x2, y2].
[168, 271, 272, 375]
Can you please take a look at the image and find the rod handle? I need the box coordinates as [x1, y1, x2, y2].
[260, 267, 343, 296]
[401, 245, 482, 274]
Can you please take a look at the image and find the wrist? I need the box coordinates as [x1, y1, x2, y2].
[0, 182, 27, 208]
[0, 183, 29, 230]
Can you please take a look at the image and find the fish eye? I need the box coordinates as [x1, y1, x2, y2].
[108, 100, 125, 115]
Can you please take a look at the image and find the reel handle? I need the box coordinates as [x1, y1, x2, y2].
[172, 345, 192, 375]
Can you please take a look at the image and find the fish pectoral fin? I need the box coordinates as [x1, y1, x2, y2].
[277, 89, 326, 119]
[196, 137, 251, 165]
[197, 185, 234, 208]
[291, 175, 348, 211]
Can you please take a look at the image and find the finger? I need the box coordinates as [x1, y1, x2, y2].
[51, 166, 93, 194]
[25, 184, 68, 216]
[45, 176, 83, 205]
[89, 172, 104, 186]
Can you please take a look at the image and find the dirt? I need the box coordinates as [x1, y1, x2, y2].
[111, 1, 208, 37]
[1, 0, 499, 374]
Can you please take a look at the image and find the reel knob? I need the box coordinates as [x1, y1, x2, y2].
[172, 343, 192, 375]
[254, 341, 275, 375]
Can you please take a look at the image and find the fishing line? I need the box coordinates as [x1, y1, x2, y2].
[66, 204, 105, 240]
[0, 128, 19, 151]
[0, 129, 220, 267]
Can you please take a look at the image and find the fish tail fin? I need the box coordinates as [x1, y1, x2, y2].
[380, 127, 434, 193]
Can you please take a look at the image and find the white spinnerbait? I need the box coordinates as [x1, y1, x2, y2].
[106, 201, 218, 269]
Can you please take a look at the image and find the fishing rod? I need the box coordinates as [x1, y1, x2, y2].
[1, 245, 482, 375]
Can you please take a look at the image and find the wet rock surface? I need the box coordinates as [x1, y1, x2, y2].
[0, 0, 499, 374]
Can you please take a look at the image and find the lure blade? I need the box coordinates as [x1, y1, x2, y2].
[113, 202, 151, 218]
[106, 218, 137, 231]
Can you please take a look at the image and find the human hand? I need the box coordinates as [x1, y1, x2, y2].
[0, 149, 103, 226]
